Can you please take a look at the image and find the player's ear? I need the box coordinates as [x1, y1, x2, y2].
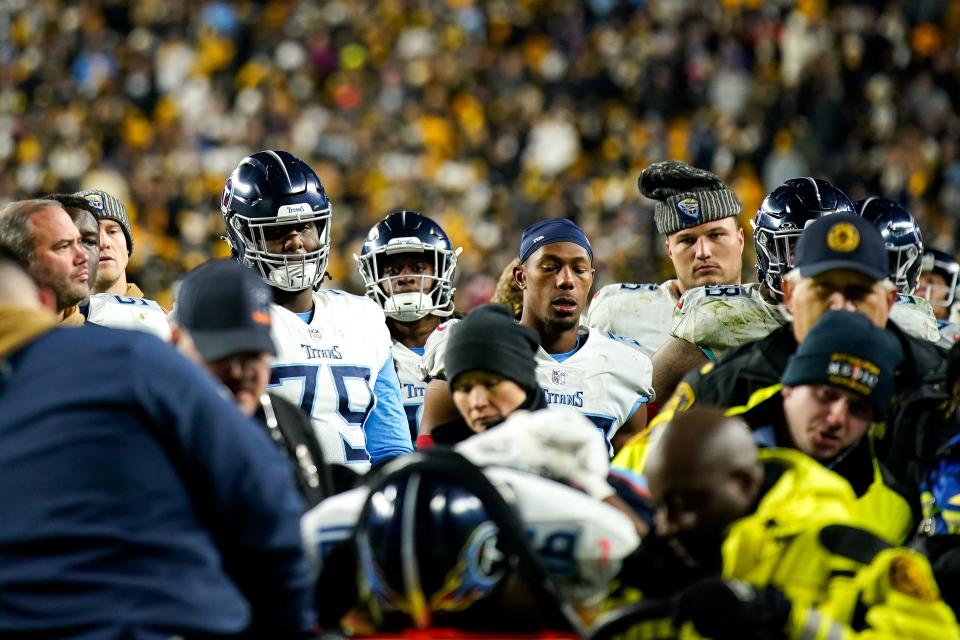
[513, 263, 526, 290]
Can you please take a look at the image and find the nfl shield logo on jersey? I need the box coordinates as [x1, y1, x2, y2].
[551, 369, 566, 385]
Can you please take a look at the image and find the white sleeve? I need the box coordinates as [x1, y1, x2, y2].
[455, 407, 614, 500]
[418, 318, 459, 381]
[300, 486, 368, 576]
[671, 285, 783, 353]
[484, 466, 640, 606]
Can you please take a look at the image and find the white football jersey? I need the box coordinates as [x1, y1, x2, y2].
[268, 289, 411, 469]
[671, 283, 785, 358]
[301, 465, 639, 606]
[86, 293, 172, 341]
[419, 320, 653, 449]
[890, 294, 941, 344]
[583, 281, 680, 358]
[419, 318, 459, 381]
[392, 340, 428, 438]
[938, 320, 960, 348]
[536, 327, 652, 449]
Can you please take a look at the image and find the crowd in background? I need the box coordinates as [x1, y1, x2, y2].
[2, 0, 960, 306]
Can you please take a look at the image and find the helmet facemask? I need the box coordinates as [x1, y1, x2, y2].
[227, 206, 332, 292]
[887, 242, 923, 295]
[754, 225, 803, 301]
[920, 252, 960, 309]
[357, 238, 461, 322]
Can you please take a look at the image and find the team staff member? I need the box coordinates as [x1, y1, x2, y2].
[615, 212, 948, 488]
[421, 219, 654, 453]
[623, 409, 960, 640]
[0, 199, 90, 320]
[171, 259, 331, 506]
[46, 193, 170, 338]
[726, 310, 913, 544]
[585, 160, 746, 359]
[0, 249, 314, 638]
[420, 303, 545, 446]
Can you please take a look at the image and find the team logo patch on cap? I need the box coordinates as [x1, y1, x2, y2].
[83, 193, 104, 211]
[675, 196, 701, 225]
[826, 222, 860, 253]
[826, 353, 879, 395]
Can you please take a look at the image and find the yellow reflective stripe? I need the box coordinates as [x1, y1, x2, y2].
[724, 383, 784, 417]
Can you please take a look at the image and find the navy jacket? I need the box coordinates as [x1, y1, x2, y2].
[0, 325, 314, 639]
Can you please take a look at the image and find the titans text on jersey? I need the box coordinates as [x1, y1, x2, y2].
[268, 289, 412, 470]
[421, 320, 653, 450]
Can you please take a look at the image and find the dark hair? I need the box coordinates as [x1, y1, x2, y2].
[45, 193, 99, 218]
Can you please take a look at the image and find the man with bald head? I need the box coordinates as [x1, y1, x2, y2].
[621, 407, 959, 640]
[645, 409, 761, 552]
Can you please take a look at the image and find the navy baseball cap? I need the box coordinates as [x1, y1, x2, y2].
[173, 259, 276, 361]
[794, 213, 888, 281]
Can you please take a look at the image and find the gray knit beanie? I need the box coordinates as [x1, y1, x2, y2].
[74, 189, 134, 256]
[638, 160, 742, 236]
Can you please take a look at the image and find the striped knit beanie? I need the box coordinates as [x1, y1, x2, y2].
[638, 161, 742, 236]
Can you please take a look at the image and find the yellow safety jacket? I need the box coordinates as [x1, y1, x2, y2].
[613, 383, 914, 545]
[596, 448, 958, 639]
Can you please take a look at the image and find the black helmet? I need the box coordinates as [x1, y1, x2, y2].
[856, 197, 924, 294]
[753, 177, 855, 300]
[355, 211, 461, 322]
[221, 150, 331, 291]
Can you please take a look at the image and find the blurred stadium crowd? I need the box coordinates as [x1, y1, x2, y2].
[2, 0, 960, 306]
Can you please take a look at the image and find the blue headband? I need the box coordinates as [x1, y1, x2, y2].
[518, 219, 593, 264]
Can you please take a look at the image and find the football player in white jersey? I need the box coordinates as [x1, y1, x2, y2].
[918, 248, 960, 345]
[653, 178, 854, 400]
[355, 210, 462, 440]
[584, 160, 745, 358]
[857, 196, 943, 345]
[302, 409, 641, 632]
[421, 219, 654, 453]
[58, 190, 170, 341]
[220, 150, 411, 469]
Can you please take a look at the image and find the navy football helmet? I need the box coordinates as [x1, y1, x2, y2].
[753, 177, 856, 300]
[920, 248, 960, 310]
[356, 472, 506, 630]
[354, 451, 582, 634]
[220, 150, 332, 291]
[856, 197, 924, 294]
[356, 211, 462, 322]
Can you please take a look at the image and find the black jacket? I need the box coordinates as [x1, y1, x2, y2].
[681, 322, 951, 489]
[255, 393, 331, 508]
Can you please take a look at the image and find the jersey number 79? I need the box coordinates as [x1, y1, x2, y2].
[269, 364, 374, 463]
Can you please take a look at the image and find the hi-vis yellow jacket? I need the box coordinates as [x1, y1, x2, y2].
[613, 383, 914, 545]
[600, 448, 958, 639]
